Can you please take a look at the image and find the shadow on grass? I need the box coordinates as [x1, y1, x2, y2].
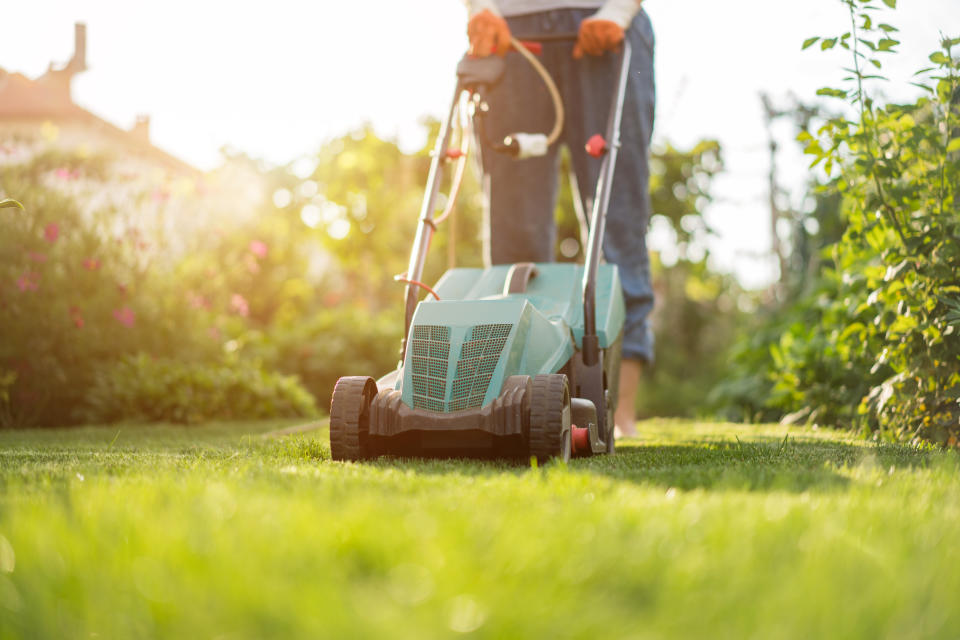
[573, 437, 857, 492]
[589, 435, 941, 492]
[348, 434, 938, 493]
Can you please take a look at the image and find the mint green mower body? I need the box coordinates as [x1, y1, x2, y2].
[401, 263, 623, 413]
[331, 263, 625, 461]
[330, 35, 634, 462]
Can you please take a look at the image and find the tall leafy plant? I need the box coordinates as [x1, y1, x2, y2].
[782, 0, 960, 443]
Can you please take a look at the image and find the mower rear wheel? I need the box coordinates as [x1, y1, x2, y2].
[528, 374, 572, 463]
[330, 376, 377, 461]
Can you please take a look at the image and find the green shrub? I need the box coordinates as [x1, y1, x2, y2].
[639, 255, 745, 418]
[797, 6, 959, 444]
[83, 354, 317, 424]
[715, 1, 960, 446]
[245, 304, 402, 409]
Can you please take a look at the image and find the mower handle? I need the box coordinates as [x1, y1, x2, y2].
[512, 32, 579, 42]
[580, 40, 632, 366]
[401, 38, 632, 367]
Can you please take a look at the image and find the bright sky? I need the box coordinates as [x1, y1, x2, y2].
[5, 0, 959, 288]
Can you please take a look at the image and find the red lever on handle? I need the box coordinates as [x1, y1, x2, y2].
[585, 134, 607, 158]
[517, 41, 543, 55]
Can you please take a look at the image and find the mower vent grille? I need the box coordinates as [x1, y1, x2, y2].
[449, 323, 513, 412]
[410, 325, 450, 412]
[409, 323, 513, 412]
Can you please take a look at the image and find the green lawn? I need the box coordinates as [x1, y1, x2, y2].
[1, 420, 958, 639]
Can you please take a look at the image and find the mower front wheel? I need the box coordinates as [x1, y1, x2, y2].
[528, 374, 572, 463]
[330, 376, 377, 461]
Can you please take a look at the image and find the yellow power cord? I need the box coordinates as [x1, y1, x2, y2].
[509, 36, 565, 146]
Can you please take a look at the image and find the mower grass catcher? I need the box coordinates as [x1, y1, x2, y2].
[331, 35, 633, 462]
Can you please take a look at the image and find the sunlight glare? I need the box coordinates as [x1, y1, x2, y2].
[291, 157, 317, 180]
[273, 189, 292, 209]
[321, 200, 346, 224]
[559, 237, 579, 259]
[300, 204, 321, 228]
[327, 219, 350, 240]
[298, 180, 318, 198]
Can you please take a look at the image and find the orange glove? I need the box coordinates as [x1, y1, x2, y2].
[573, 19, 625, 59]
[468, 9, 511, 57]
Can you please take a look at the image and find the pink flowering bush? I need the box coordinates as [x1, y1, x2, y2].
[0, 151, 316, 426]
[43, 222, 59, 243]
[1, 131, 482, 426]
[0, 164, 199, 425]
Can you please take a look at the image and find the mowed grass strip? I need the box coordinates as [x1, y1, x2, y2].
[0, 420, 958, 639]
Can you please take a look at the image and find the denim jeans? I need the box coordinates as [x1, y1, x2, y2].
[479, 8, 656, 364]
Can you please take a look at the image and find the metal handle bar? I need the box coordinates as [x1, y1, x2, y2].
[512, 32, 579, 42]
[581, 40, 632, 366]
[401, 83, 460, 356]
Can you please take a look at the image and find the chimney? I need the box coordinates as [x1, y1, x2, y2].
[131, 115, 151, 143]
[38, 22, 88, 102]
[71, 23, 88, 73]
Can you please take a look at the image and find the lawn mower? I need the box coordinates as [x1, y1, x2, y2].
[330, 34, 632, 462]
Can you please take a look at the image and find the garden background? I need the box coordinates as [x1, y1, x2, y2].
[2, 0, 958, 446]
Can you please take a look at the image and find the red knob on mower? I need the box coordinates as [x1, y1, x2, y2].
[585, 134, 607, 158]
[571, 424, 590, 454]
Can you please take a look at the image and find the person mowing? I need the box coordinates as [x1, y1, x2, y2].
[466, 0, 655, 437]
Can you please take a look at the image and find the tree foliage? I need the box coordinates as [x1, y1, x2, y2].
[714, 0, 960, 445]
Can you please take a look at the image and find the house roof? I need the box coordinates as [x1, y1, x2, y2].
[0, 70, 87, 119]
[0, 67, 198, 176]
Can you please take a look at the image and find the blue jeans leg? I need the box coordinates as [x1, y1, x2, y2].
[480, 15, 562, 264]
[480, 9, 656, 365]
